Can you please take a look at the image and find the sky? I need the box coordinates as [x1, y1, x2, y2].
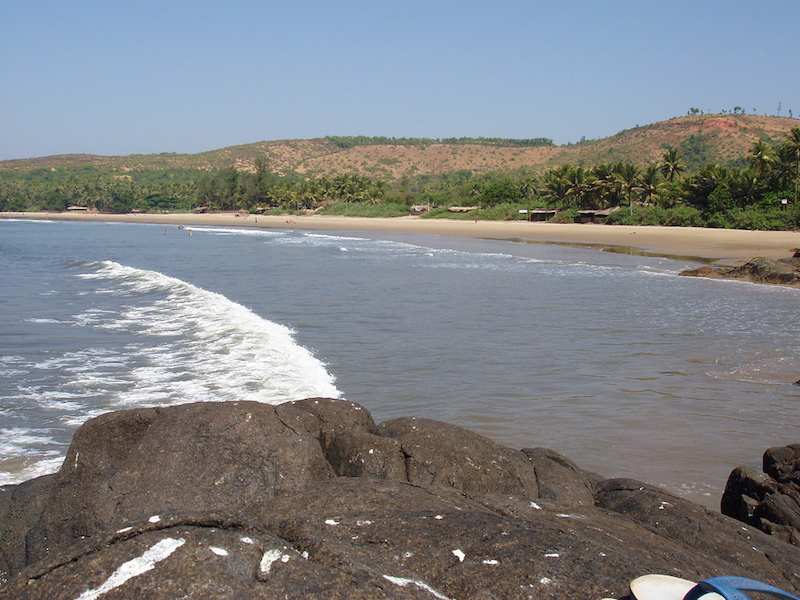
[2, 0, 799, 159]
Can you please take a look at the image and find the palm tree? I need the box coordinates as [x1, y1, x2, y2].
[564, 166, 589, 208]
[659, 147, 685, 182]
[639, 165, 660, 205]
[615, 163, 641, 212]
[542, 166, 570, 207]
[749, 140, 775, 180]
[789, 128, 800, 202]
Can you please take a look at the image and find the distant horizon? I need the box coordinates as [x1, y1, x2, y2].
[2, 1, 798, 160]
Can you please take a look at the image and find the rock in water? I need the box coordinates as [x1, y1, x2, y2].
[680, 256, 800, 287]
[1, 400, 799, 599]
[721, 444, 800, 547]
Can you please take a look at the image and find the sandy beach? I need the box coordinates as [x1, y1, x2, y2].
[3, 211, 799, 263]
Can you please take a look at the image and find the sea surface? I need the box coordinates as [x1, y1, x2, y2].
[1, 219, 798, 507]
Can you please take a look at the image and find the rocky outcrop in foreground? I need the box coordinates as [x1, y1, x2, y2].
[1, 400, 798, 599]
[722, 444, 800, 547]
[680, 254, 800, 287]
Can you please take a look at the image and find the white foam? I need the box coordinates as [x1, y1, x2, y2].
[74, 537, 185, 600]
[0, 456, 64, 486]
[0, 218, 56, 223]
[304, 233, 369, 241]
[72, 261, 340, 407]
[0, 428, 64, 455]
[25, 318, 63, 324]
[184, 226, 287, 237]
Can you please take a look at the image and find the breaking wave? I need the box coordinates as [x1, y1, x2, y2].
[74, 260, 340, 405]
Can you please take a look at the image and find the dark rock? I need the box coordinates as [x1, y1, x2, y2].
[23, 400, 348, 564]
[720, 466, 778, 523]
[763, 444, 800, 482]
[679, 256, 800, 287]
[378, 417, 539, 499]
[0, 475, 55, 586]
[596, 478, 800, 588]
[721, 444, 800, 548]
[6, 478, 800, 600]
[520, 447, 596, 506]
[2, 400, 800, 598]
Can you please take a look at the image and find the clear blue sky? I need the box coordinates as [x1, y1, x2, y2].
[2, 0, 798, 159]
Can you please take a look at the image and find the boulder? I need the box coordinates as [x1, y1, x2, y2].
[2, 401, 800, 599]
[0, 474, 55, 586]
[721, 444, 800, 547]
[22, 400, 354, 564]
[378, 417, 540, 500]
[5, 478, 800, 599]
[521, 447, 597, 507]
[680, 256, 800, 287]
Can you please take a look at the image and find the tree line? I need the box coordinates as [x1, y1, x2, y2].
[1, 128, 798, 231]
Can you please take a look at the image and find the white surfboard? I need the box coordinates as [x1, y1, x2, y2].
[630, 575, 725, 600]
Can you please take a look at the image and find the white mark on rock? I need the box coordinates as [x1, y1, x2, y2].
[403, 551, 414, 558]
[434, 515, 444, 520]
[383, 575, 453, 600]
[324, 518, 339, 526]
[556, 513, 584, 519]
[658, 501, 671, 510]
[115, 527, 132, 534]
[74, 537, 185, 600]
[482, 559, 499, 565]
[259, 549, 283, 574]
[356, 520, 373, 526]
[544, 553, 560, 558]
[599, 552, 607, 557]
[148, 515, 160, 524]
[240, 537, 254, 545]
[74, 451, 80, 469]
[301, 551, 309, 559]
[529, 501, 542, 510]
[540, 577, 552, 585]
[209, 546, 228, 557]
[452, 549, 465, 562]
[369, 449, 374, 455]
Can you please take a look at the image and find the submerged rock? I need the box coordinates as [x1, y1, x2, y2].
[680, 256, 800, 287]
[722, 444, 800, 547]
[1, 400, 799, 599]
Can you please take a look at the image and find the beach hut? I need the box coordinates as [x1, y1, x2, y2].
[529, 209, 558, 222]
[192, 206, 209, 214]
[576, 207, 620, 223]
[66, 205, 89, 212]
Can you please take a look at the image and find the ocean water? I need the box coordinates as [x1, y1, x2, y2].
[1, 219, 798, 507]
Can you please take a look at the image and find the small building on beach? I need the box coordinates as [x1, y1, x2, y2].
[66, 205, 89, 212]
[529, 209, 558, 222]
[575, 206, 620, 224]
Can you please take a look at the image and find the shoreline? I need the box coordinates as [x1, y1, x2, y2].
[3, 211, 800, 263]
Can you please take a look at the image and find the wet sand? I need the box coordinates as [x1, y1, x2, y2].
[3, 211, 799, 263]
